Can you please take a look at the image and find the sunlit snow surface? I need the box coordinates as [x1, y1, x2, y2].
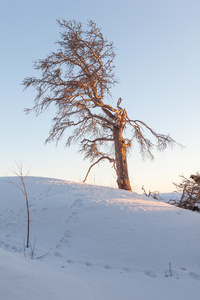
[0, 177, 200, 300]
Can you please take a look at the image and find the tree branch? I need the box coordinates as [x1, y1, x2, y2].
[83, 156, 115, 183]
[125, 114, 182, 158]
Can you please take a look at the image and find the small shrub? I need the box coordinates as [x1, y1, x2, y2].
[8, 161, 31, 248]
[169, 174, 200, 212]
[141, 186, 161, 200]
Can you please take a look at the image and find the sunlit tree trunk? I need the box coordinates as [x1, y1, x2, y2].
[113, 126, 131, 191]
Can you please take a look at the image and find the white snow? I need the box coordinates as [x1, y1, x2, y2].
[0, 177, 200, 299]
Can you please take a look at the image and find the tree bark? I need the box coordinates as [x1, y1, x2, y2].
[113, 126, 132, 191]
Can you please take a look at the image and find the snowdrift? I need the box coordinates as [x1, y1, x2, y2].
[0, 177, 200, 300]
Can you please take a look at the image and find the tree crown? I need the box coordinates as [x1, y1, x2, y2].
[23, 19, 179, 177]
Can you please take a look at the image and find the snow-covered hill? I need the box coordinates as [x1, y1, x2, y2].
[0, 177, 200, 300]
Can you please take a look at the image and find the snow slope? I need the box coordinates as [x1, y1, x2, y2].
[0, 177, 200, 300]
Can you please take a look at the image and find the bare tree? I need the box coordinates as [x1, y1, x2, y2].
[23, 19, 178, 191]
[8, 162, 30, 248]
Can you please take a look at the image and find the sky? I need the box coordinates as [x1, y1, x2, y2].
[1, 0, 200, 192]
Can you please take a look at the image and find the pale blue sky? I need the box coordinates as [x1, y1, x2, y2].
[1, 0, 200, 192]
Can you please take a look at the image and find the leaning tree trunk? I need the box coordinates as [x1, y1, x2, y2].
[113, 125, 132, 191]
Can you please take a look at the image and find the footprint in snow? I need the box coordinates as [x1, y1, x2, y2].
[53, 251, 63, 258]
[122, 267, 131, 272]
[143, 270, 157, 278]
[70, 199, 83, 208]
[103, 264, 111, 269]
[65, 212, 79, 225]
[66, 259, 73, 264]
[85, 261, 92, 267]
[188, 272, 200, 281]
